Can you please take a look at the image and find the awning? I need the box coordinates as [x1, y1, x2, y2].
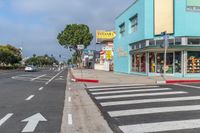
[129, 45, 200, 54]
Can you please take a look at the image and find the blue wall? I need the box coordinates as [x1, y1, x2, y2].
[114, 0, 145, 73]
[175, 0, 200, 36]
[114, 0, 200, 74]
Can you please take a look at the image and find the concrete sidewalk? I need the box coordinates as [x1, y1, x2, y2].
[61, 72, 113, 133]
[71, 69, 156, 85]
[71, 69, 200, 85]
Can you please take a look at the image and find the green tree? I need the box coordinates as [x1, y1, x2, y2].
[0, 45, 22, 65]
[25, 54, 59, 67]
[57, 24, 93, 66]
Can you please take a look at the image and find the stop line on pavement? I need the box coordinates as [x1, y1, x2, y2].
[87, 84, 200, 133]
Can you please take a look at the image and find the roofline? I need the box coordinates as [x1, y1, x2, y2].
[115, 0, 138, 20]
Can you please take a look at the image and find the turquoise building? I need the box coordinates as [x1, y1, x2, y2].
[114, 0, 200, 77]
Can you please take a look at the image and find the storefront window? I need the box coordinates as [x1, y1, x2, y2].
[141, 53, 146, 72]
[156, 53, 173, 73]
[166, 53, 173, 74]
[187, 51, 200, 73]
[156, 53, 164, 73]
[175, 52, 181, 73]
[132, 53, 146, 73]
[132, 55, 135, 71]
[135, 54, 140, 72]
[149, 53, 155, 72]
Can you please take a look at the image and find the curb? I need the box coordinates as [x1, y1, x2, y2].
[69, 69, 99, 83]
[156, 80, 200, 84]
[166, 80, 200, 84]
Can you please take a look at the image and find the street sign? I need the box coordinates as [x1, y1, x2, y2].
[106, 50, 113, 60]
[163, 65, 169, 72]
[77, 45, 84, 50]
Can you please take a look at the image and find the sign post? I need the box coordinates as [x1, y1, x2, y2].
[162, 32, 169, 76]
[77, 45, 85, 78]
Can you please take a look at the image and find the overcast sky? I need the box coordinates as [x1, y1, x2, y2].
[0, 0, 133, 60]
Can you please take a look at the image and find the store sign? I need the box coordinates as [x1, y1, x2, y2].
[187, 0, 200, 12]
[106, 50, 113, 60]
[116, 47, 128, 57]
[96, 31, 116, 39]
[77, 45, 84, 50]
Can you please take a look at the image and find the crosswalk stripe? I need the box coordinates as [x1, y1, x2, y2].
[92, 88, 172, 95]
[0, 113, 13, 126]
[101, 96, 200, 107]
[86, 84, 145, 89]
[175, 83, 200, 89]
[119, 119, 200, 133]
[95, 91, 187, 100]
[89, 86, 159, 92]
[109, 104, 200, 117]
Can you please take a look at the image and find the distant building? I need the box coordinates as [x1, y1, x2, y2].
[114, 0, 200, 77]
[95, 30, 115, 71]
[82, 49, 99, 69]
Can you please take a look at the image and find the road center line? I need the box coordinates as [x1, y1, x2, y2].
[0, 113, 13, 126]
[68, 114, 72, 125]
[25, 95, 35, 101]
[31, 74, 47, 81]
[69, 87, 71, 91]
[45, 70, 64, 85]
[38, 87, 44, 91]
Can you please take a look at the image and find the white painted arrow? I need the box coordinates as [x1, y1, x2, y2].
[21, 113, 47, 132]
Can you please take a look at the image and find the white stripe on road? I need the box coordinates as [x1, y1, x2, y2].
[0, 113, 13, 126]
[101, 96, 200, 107]
[45, 70, 63, 85]
[69, 87, 71, 91]
[109, 105, 200, 117]
[92, 88, 172, 95]
[87, 84, 145, 89]
[175, 83, 200, 89]
[119, 119, 200, 133]
[25, 95, 35, 101]
[38, 87, 44, 91]
[68, 114, 72, 125]
[89, 86, 159, 92]
[68, 97, 71, 102]
[95, 91, 187, 100]
[31, 74, 46, 81]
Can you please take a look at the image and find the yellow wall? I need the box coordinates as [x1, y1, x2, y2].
[154, 0, 174, 35]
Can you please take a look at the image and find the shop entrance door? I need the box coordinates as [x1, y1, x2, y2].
[156, 53, 173, 74]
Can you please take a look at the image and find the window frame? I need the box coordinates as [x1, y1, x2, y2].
[129, 14, 138, 32]
[119, 23, 125, 37]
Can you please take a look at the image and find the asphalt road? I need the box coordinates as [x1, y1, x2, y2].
[0, 68, 67, 133]
[86, 83, 200, 133]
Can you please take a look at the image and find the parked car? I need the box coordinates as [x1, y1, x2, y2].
[25, 65, 37, 72]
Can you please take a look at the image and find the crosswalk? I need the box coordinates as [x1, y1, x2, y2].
[86, 84, 200, 133]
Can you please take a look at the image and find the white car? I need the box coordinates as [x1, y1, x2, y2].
[25, 65, 37, 72]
